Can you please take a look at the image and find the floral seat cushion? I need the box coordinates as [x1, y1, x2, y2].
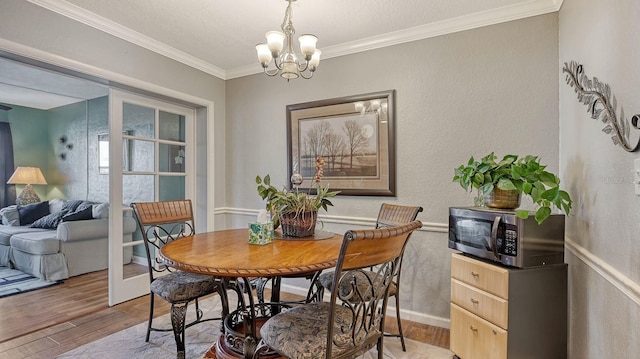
[318, 270, 397, 299]
[150, 270, 218, 303]
[260, 302, 375, 359]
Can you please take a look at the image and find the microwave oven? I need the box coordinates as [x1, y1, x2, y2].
[448, 207, 565, 268]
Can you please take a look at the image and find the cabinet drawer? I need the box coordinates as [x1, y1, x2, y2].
[450, 303, 507, 359]
[451, 253, 509, 299]
[451, 278, 508, 329]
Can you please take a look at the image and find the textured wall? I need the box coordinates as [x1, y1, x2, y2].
[559, 0, 640, 357]
[225, 14, 560, 324]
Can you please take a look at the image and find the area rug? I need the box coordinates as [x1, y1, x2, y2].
[57, 295, 453, 359]
[0, 266, 61, 298]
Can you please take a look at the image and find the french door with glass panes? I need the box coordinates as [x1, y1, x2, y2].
[108, 89, 195, 305]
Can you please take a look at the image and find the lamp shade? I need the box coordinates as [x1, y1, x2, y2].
[7, 167, 47, 185]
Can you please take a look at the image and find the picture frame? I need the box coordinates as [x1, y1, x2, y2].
[286, 90, 396, 196]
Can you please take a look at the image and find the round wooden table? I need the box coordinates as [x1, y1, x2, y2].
[159, 228, 343, 358]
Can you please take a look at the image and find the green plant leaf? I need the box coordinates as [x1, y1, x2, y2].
[522, 182, 533, 194]
[541, 186, 559, 201]
[497, 178, 517, 190]
[264, 174, 271, 186]
[516, 210, 529, 219]
[256, 175, 262, 184]
[535, 206, 552, 224]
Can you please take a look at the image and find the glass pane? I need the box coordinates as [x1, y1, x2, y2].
[159, 144, 185, 173]
[159, 111, 185, 142]
[123, 102, 155, 139]
[123, 242, 148, 280]
[123, 174, 155, 205]
[159, 175, 185, 201]
[129, 139, 155, 172]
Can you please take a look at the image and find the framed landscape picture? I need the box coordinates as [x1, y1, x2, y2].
[286, 90, 396, 196]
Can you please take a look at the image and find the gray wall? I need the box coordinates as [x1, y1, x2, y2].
[225, 13, 560, 325]
[559, 0, 640, 357]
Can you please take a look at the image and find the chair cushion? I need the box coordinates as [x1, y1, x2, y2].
[0, 226, 49, 246]
[260, 302, 373, 359]
[318, 270, 397, 299]
[150, 271, 218, 302]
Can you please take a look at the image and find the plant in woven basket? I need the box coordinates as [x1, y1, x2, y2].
[256, 156, 339, 236]
[452, 152, 572, 224]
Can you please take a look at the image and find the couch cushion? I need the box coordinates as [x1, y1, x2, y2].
[0, 226, 49, 246]
[18, 201, 50, 226]
[0, 205, 20, 226]
[10, 231, 59, 255]
[30, 211, 66, 229]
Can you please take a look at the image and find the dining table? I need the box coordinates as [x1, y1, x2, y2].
[159, 228, 344, 359]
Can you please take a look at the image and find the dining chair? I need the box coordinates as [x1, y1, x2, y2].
[254, 220, 423, 359]
[131, 199, 224, 359]
[316, 203, 423, 351]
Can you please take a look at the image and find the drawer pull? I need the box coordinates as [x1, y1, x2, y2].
[492, 329, 497, 335]
[470, 298, 479, 304]
[470, 325, 478, 333]
[471, 271, 480, 278]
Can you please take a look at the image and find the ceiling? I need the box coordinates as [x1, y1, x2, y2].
[2, 0, 562, 109]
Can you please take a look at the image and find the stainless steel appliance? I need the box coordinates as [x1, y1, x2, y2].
[448, 207, 565, 268]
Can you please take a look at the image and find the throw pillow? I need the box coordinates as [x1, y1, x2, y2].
[49, 199, 66, 214]
[62, 206, 94, 222]
[76, 201, 96, 212]
[0, 205, 20, 226]
[29, 211, 65, 229]
[61, 200, 84, 213]
[92, 202, 109, 219]
[18, 201, 50, 226]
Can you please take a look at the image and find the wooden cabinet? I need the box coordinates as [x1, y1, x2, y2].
[450, 253, 567, 359]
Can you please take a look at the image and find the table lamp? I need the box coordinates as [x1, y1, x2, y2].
[7, 167, 47, 205]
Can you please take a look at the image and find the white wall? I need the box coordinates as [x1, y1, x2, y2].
[559, 0, 640, 357]
[224, 13, 560, 326]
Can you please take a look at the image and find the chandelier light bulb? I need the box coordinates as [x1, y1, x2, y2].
[298, 34, 318, 59]
[266, 31, 285, 56]
[256, 44, 272, 67]
[371, 100, 381, 112]
[309, 50, 321, 70]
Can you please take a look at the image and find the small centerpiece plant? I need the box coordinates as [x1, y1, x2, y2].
[452, 152, 572, 224]
[256, 156, 339, 236]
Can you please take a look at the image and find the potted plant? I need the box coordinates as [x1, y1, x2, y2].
[452, 152, 572, 224]
[256, 156, 339, 237]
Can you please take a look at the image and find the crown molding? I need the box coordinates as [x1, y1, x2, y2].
[27, 0, 562, 81]
[26, 0, 227, 79]
[227, 0, 563, 79]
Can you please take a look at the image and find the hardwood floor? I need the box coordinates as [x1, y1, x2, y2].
[0, 268, 450, 358]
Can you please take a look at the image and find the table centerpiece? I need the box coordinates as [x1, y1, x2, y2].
[256, 156, 339, 237]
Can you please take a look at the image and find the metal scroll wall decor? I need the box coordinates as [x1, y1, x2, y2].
[563, 61, 640, 152]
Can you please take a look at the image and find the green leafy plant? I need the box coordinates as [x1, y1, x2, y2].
[256, 157, 339, 227]
[452, 152, 572, 224]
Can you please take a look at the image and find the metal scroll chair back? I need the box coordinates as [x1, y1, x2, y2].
[316, 203, 423, 351]
[257, 220, 423, 359]
[132, 200, 195, 282]
[131, 200, 222, 359]
[374, 203, 423, 351]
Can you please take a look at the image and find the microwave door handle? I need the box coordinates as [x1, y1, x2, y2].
[490, 216, 501, 260]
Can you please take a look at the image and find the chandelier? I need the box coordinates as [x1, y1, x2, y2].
[255, 0, 321, 80]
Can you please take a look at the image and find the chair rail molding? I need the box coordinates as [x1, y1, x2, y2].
[565, 236, 640, 307]
[214, 207, 448, 233]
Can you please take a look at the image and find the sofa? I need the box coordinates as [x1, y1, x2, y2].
[0, 199, 136, 281]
